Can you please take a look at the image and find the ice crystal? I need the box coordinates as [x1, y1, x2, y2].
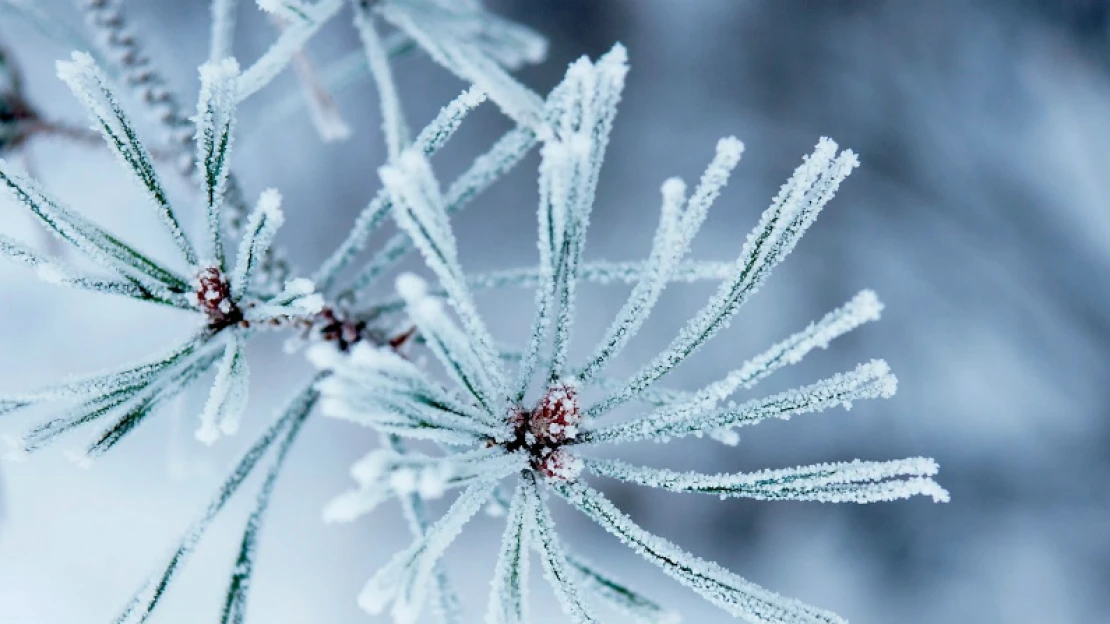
[312, 44, 948, 624]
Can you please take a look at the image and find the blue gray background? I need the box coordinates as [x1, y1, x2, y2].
[0, 1, 1107, 623]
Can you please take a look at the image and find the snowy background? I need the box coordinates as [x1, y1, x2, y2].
[1, 1, 1109, 623]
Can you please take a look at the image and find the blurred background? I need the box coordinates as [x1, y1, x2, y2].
[1, 1, 1108, 623]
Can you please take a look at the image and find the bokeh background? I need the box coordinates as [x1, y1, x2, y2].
[1, 1, 1108, 623]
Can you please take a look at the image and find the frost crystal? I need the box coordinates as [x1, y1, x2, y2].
[311, 43, 947, 624]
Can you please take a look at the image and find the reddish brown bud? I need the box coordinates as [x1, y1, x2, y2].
[195, 267, 242, 330]
[529, 383, 580, 444]
[538, 448, 583, 481]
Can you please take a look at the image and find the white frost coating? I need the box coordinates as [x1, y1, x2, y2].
[390, 468, 418, 494]
[587, 138, 859, 418]
[303, 42, 944, 624]
[255, 0, 289, 15]
[342, 126, 539, 303]
[0, 234, 43, 269]
[313, 334, 504, 437]
[114, 382, 316, 624]
[587, 457, 950, 504]
[418, 466, 450, 499]
[0, 234, 151, 299]
[513, 138, 571, 397]
[586, 360, 897, 445]
[231, 188, 284, 298]
[545, 46, 628, 380]
[311, 87, 490, 293]
[239, 0, 343, 101]
[291, 292, 324, 313]
[364, 259, 736, 315]
[0, 337, 206, 419]
[414, 87, 487, 154]
[639, 290, 885, 442]
[668, 136, 744, 258]
[732, 289, 883, 389]
[323, 448, 525, 522]
[393, 275, 503, 420]
[523, 474, 596, 623]
[55, 52, 198, 267]
[245, 278, 324, 321]
[382, 151, 509, 406]
[575, 171, 688, 382]
[194, 57, 240, 267]
[350, 448, 391, 484]
[567, 553, 682, 624]
[701, 289, 882, 442]
[554, 481, 845, 624]
[196, 334, 249, 443]
[486, 478, 530, 624]
[516, 45, 629, 392]
[358, 481, 496, 623]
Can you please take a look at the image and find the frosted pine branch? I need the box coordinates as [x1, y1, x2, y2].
[393, 465, 466, 624]
[586, 457, 950, 504]
[0, 161, 191, 301]
[0, 56, 325, 455]
[358, 480, 503, 623]
[311, 44, 946, 624]
[0, 232, 155, 300]
[581, 360, 897, 445]
[196, 334, 250, 444]
[577, 137, 744, 384]
[382, 152, 511, 403]
[114, 382, 318, 624]
[585, 137, 860, 419]
[360, 259, 735, 316]
[57, 51, 197, 265]
[524, 471, 596, 624]
[553, 480, 846, 624]
[195, 57, 240, 267]
[313, 86, 487, 293]
[0, 5, 948, 624]
[338, 125, 537, 304]
[566, 553, 680, 624]
[486, 476, 531, 624]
